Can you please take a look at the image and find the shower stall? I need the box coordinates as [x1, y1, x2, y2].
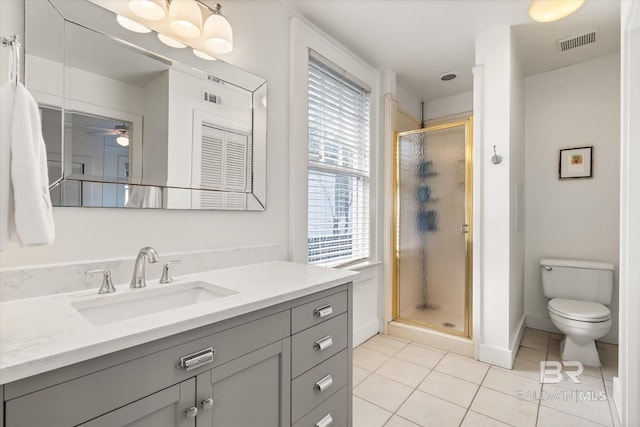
[393, 118, 473, 338]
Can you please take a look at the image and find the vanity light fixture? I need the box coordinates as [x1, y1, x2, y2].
[193, 48, 216, 60]
[203, 4, 233, 54]
[529, 0, 586, 22]
[129, 0, 166, 21]
[158, 33, 186, 48]
[169, 0, 202, 39]
[116, 15, 151, 33]
[117, 0, 234, 58]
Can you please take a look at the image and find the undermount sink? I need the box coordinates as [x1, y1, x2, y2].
[72, 281, 238, 326]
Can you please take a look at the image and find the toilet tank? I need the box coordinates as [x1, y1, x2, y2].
[540, 258, 614, 305]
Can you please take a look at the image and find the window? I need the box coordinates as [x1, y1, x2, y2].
[307, 52, 371, 266]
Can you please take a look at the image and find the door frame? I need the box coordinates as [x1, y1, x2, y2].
[392, 116, 474, 338]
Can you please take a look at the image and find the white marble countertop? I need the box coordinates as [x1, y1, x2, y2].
[0, 261, 357, 385]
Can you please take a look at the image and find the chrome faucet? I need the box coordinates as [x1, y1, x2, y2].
[130, 247, 159, 288]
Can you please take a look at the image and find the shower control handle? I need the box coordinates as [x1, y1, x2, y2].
[461, 224, 469, 234]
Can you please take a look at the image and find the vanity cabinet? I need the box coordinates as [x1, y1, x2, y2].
[290, 291, 351, 427]
[195, 340, 290, 427]
[1, 283, 351, 427]
[78, 379, 196, 427]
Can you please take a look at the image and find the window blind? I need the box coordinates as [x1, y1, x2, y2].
[307, 52, 370, 266]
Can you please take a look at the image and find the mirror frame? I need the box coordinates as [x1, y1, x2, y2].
[26, 0, 267, 210]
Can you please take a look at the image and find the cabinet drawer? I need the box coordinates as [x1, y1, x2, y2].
[293, 385, 348, 427]
[291, 291, 347, 334]
[291, 313, 347, 378]
[4, 310, 289, 427]
[291, 350, 348, 423]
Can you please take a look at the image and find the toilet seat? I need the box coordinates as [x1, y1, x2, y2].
[548, 298, 610, 322]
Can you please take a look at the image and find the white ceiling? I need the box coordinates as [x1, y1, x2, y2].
[285, 0, 620, 103]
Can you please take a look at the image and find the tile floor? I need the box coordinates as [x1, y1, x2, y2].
[353, 328, 619, 427]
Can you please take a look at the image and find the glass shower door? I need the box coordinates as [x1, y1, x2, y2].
[393, 119, 472, 337]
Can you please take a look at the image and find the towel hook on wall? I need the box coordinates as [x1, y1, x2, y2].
[491, 145, 503, 165]
[1, 34, 21, 86]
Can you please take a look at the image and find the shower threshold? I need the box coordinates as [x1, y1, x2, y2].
[388, 320, 473, 357]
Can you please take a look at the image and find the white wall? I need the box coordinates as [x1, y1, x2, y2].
[474, 26, 525, 368]
[524, 54, 621, 343]
[425, 91, 472, 121]
[0, 0, 292, 267]
[0, 0, 24, 85]
[396, 84, 421, 121]
[509, 34, 526, 350]
[619, 2, 640, 423]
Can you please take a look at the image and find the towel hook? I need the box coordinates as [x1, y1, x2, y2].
[491, 145, 503, 165]
[2, 34, 20, 86]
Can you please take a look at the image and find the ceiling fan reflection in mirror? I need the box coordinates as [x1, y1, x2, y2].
[87, 124, 130, 147]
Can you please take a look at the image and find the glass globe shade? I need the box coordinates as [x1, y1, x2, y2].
[169, 0, 202, 39]
[116, 15, 151, 33]
[129, 0, 166, 21]
[529, 0, 586, 22]
[203, 13, 233, 54]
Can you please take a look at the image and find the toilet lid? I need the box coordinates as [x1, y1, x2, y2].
[548, 298, 610, 322]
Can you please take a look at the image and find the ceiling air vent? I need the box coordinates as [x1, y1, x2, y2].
[557, 30, 598, 52]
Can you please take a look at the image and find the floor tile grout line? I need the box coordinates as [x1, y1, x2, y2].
[538, 334, 616, 427]
[397, 341, 452, 422]
[352, 394, 394, 422]
[458, 359, 494, 427]
[533, 338, 552, 427]
[355, 331, 617, 427]
[384, 413, 419, 427]
[538, 402, 614, 427]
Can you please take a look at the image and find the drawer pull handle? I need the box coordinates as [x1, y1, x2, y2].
[314, 305, 333, 318]
[185, 406, 198, 419]
[177, 347, 214, 371]
[316, 413, 333, 427]
[314, 374, 334, 393]
[201, 398, 214, 411]
[314, 335, 334, 351]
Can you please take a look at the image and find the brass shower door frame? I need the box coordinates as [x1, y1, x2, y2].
[392, 117, 474, 338]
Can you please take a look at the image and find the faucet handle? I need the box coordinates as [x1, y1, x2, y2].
[160, 260, 181, 284]
[86, 269, 116, 294]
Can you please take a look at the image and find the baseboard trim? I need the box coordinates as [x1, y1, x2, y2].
[526, 313, 618, 344]
[525, 313, 561, 333]
[478, 343, 511, 368]
[613, 376, 621, 421]
[478, 315, 526, 369]
[510, 315, 527, 367]
[353, 319, 380, 347]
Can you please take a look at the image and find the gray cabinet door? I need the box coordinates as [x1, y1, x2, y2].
[79, 378, 195, 427]
[196, 339, 291, 427]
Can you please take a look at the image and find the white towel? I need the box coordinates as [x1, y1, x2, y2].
[0, 82, 55, 250]
[126, 185, 162, 208]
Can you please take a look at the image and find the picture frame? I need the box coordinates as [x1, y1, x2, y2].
[559, 146, 593, 179]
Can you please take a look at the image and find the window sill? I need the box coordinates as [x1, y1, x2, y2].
[341, 260, 382, 272]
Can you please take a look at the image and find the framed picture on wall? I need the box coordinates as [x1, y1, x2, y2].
[559, 146, 593, 179]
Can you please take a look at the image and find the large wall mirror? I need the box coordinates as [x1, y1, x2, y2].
[25, 0, 267, 210]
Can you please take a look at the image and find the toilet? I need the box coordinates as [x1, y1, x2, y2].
[540, 258, 614, 367]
